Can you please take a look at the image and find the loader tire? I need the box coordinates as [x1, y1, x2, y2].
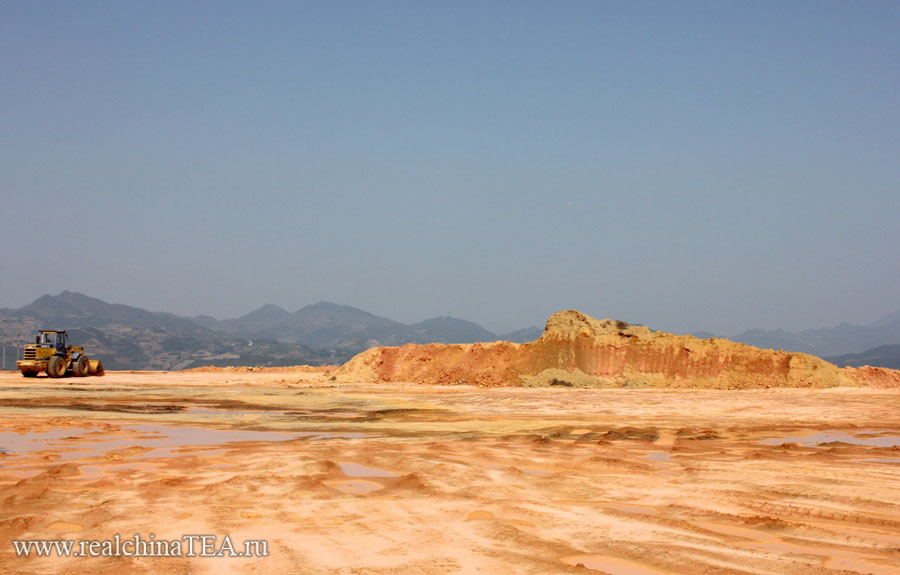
[74, 356, 90, 377]
[48, 355, 67, 378]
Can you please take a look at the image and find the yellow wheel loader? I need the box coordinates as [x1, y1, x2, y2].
[17, 330, 104, 378]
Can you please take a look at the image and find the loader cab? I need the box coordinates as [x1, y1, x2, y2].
[38, 330, 67, 352]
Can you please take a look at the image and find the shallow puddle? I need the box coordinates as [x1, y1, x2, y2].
[313, 432, 369, 440]
[521, 468, 554, 475]
[0, 425, 314, 459]
[759, 431, 900, 447]
[125, 424, 314, 445]
[0, 424, 322, 478]
[186, 407, 283, 416]
[0, 429, 93, 454]
[339, 462, 400, 477]
[562, 554, 667, 574]
[444, 455, 506, 470]
[327, 479, 384, 495]
[645, 451, 672, 462]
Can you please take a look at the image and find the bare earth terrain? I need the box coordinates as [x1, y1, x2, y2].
[1, 369, 899, 575]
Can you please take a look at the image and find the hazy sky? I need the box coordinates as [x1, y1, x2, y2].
[1, 1, 897, 335]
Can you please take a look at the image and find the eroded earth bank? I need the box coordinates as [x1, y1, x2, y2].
[336, 310, 900, 389]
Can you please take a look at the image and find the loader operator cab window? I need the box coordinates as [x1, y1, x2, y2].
[39, 332, 65, 350]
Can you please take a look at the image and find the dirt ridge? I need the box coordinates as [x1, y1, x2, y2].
[335, 309, 900, 388]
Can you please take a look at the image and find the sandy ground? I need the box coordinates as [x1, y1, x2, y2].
[1, 370, 899, 575]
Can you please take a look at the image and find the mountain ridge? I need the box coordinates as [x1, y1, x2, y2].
[0, 292, 541, 369]
[2, 292, 898, 370]
[729, 320, 900, 358]
[826, 344, 900, 370]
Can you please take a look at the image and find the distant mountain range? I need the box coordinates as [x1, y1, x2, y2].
[729, 322, 900, 358]
[0, 292, 324, 370]
[825, 345, 900, 370]
[1, 291, 897, 371]
[0, 292, 541, 370]
[206, 301, 502, 351]
[690, 308, 900, 368]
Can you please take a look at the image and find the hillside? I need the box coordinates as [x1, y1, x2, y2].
[730, 320, 900, 358]
[207, 301, 520, 356]
[0, 292, 539, 369]
[826, 344, 900, 370]
[0, 292, 324, 370]
[499, 325, 544, 343]
[6, 292, 898, 372]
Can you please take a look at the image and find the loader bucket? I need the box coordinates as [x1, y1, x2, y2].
[88, 359, 105, 376]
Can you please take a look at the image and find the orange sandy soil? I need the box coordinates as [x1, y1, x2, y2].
[1, 369, 899, 575]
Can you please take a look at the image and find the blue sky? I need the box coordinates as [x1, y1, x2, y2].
[1, 1, 897, 334]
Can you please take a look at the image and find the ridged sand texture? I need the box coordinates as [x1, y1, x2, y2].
[335, 310, 900, 388]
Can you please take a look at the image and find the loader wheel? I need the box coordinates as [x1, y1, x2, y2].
[74, 356, 90, 377]
[48, 355, 67, 378]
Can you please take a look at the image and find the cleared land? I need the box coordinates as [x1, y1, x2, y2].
[1, 369, 899, 575]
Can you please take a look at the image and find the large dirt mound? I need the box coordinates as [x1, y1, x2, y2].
[843, 366, 900, 388]
[335, 310, 900, 388]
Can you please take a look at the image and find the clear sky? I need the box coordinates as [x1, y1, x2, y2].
[1, 1, 897, 335]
